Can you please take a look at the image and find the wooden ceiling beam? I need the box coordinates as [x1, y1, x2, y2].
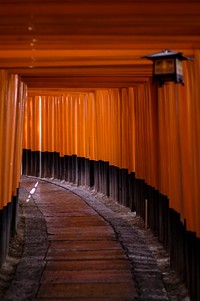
[0, 35, 199, 51]
[23, 75, 149, 88]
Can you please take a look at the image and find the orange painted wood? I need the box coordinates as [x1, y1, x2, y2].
[0, 70, 27, 209]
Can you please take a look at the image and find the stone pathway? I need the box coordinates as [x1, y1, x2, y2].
[2, 176, 168, 301]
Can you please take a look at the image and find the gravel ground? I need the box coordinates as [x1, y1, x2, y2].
[0, 178, 190, 301]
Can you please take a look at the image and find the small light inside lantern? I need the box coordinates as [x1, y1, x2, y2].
[142, 49, 192, 87]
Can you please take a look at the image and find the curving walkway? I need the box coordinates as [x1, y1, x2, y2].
[3, 176, 168, 301]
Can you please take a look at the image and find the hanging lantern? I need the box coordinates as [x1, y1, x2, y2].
[142, 49, 191, 87]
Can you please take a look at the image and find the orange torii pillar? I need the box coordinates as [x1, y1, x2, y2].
[0, 70, 27, 266]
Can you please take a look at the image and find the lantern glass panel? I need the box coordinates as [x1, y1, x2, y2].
[176, 59, 183, 76]
[154, 58, 175, 75]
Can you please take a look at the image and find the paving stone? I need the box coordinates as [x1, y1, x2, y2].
[46, 216, 107, 227]
[41, 269, 134, 283]
[48, 233, 117, 241]
[46, 249, 126, 260]
[49, 240, 122, 250]
[47, 225, 115, 235]
[45, 259, 132, 271]
[37, 283, 136, 299]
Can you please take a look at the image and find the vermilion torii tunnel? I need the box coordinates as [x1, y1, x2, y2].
[0, 1, 200, 300]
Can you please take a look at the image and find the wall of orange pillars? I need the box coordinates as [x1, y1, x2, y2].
[0, 70, 27, 266]
[22, 52, 200, 301]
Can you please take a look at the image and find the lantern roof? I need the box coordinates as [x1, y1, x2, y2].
[142, 49, 191, 61]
